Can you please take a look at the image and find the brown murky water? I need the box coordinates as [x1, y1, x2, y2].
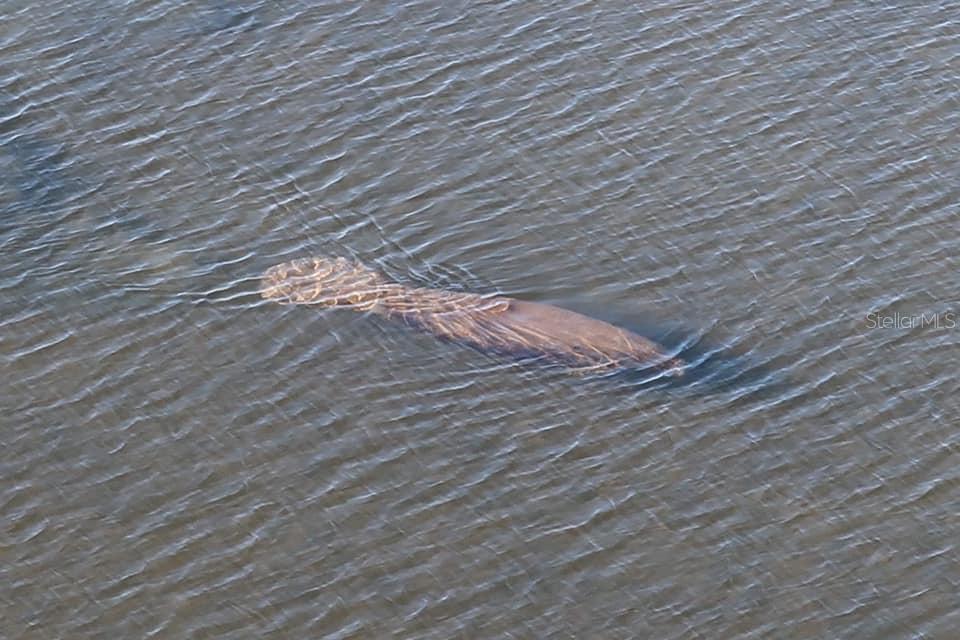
[3, 1, 958, 638]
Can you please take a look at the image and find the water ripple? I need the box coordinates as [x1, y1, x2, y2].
[3, 0, 959, 637]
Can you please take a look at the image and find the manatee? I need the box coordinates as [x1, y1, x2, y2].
[261, 256, 685, 377]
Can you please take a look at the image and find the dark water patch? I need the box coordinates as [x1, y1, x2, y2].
[0, 88, 211, 294]
[156, 0, 265, 41]
[197, 1, 260, 35]
[0, 135, 75, 233]
[0, 142, 88, 288]
[0, 90, 82, 246]
[0, 138, 174, 274]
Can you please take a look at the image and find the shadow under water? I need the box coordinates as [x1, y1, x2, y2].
[0, 90, 80, 242]
[196, 1, 261, 35]
[0, 136, 74, 233]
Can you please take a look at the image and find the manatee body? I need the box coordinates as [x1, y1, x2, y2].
[260, 256, 684, 377]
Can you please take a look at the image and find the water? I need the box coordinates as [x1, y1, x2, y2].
[2, 1, 958, 637]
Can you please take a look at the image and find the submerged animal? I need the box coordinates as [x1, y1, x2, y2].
[260, 257, 685, 377]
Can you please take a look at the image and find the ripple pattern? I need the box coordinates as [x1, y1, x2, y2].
[2, 0, 959, 638]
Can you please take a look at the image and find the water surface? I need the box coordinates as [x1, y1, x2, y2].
[2, 1, 958, 638]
